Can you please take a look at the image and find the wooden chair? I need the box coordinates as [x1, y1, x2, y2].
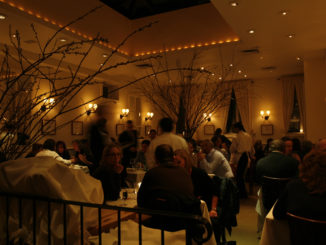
[287, 212, 326, 245]
[261, 176, 291, 212]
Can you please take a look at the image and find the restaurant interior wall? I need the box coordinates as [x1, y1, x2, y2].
[304, 57, 326, 142]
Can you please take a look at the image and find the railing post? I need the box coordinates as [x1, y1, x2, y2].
[138, 213, 142, 245]
[80, 205, 84, 245]
[161, 229, 164, 245]
[98, 207, 102, 245]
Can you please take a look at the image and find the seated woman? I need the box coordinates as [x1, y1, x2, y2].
[93, 144, 124, 201]
[273, 150, 326, 220]
[56, 141, 71, 160]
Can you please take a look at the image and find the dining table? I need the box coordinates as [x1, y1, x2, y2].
[260, 206, 291, 245]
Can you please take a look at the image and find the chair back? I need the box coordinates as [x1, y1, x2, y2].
[287, 212, 326, 245]
[261, 176, 291, 212]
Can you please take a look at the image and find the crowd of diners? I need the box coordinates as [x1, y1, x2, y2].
[13, 117, 326, 244]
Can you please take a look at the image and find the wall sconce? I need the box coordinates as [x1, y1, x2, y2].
[120, 108, 129, 119]
[260, 110, 270, 120]
[203, 113, 212, 122]
[87, 103, 97, 116]
[145, 112, 154, 121]
[41, 98, 55, 111]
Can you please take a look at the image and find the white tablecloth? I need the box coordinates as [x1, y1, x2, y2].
[90, 200, 217, 245]
[126, 168, 146, 185]
[260, 207, 291, 245]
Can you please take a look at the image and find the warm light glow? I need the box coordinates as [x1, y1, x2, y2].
[281, 11, 288, 16]
[0, 14, 7, 20]
[288, 34, 295, 38]
[300, 129, 303, 133]
[248, 29, 255, 34]
[260, 110, 265, 116]
[230, 2, 239, 7]
[266, 110, 270, 115]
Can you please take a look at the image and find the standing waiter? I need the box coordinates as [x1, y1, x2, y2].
[230, 122, 255, 198]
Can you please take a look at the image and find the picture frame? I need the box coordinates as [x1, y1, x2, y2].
[71, 121, 83, 135]
[116, 124, 125, 136]
[42, 120, 56, 135]
[145, 125, 151, 136]
[261, 124, 273, 135]
[204, 125, 215, 135]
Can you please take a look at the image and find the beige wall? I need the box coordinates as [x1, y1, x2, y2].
[304, 57, 326, 142]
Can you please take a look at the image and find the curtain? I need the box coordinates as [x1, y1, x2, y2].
[294, 76, 305, 131]
[233, 80, 251, 132]
[218, 82, 233, 131]
[281, 75, 304, 132]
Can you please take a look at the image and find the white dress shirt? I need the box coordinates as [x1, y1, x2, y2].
[36, 149, 71, 165]
[145, 132, 189, 169]
[230, 130, 254, 165]
[199, 148, 234, 178]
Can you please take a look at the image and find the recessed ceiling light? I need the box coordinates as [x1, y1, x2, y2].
[219, 76, 222, 80]
[0, 14, 6, 20]
[238, 70, 242, 74]
[100, 63, 104, 66]
[59, 38, 67, 42]
[200, 66, 205, 70]
[12, 34, 16, 38]
[211, 73, 215, 76]
[102, 53, 108, 58]
[229, 64, 233, 67]
[296, 57, 301, 61]
[248, 29, 255, 34]
[288, 34, 295, 38]
[230, 2, 239, 7]
[244, 74, 247, 78]
[281, 11, 288, 16]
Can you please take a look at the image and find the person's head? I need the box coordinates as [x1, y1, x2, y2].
[299, 150, 326, 194]
[126, 120, 134, 130]
[159, 118, 173, 133]
[187, 138, 197, 153]
[200, 140, 214, 154]
[43, 139, 56, 151]
[72, 140, 80, 152]
[316, 138, 326, 151]
[302, 140, 314, 157]
[56, 141, 67, 154]
[212, 135, 223, 148]
[267, 138, 273, 146]
[174, 149, 193, 173]
[269, 140, 285, 153]
[215, 128, 222, 135]
[284, 139, 293, 155]
[149, 129, 157, 140]
[101, 144, 122, 166]
[141, 140, 150, 152]
[254, 140, 263, 150]
[233, 122, 245, 133]
[154, 144, 174, 165]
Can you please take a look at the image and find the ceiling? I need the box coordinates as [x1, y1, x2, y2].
[1, 0, 326, 81]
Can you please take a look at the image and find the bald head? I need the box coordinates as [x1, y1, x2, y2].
[155, 144, 174, 165]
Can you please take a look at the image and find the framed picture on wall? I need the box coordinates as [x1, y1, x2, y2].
[204, 125, 215, 135]
[42, 120, 56, 135]
[116, 124, 125, 136]
[71, 121, 83, 135]
[261, 124, 273, 135]
[145, 125, 151, 136]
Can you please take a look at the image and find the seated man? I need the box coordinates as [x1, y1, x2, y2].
[198, 140, 234, 178]
[138, 144, 194, 208]
[256, 139, 299, 212]
[36, 138, 72, 165]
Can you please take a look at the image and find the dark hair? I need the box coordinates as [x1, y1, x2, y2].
[43, 139, 56, 151]
[32, 143, 42, 153]
[56, 141, 67, 151]
[233, 122, 245, 131]
[149, 129, 157, 134]
[214, 128, 222, 135]
[159, 118, 173, 132]
[302, 140, 313, 157]
[187, 138, 197, 150]
[141, 140, 150, 146]
[155, 144, 174, 164]
[127, 120, 133, 124]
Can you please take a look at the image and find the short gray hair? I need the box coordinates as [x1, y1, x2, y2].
[270, 140, 285, 152]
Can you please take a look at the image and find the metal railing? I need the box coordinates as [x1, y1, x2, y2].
[0, 192, 212, 245]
